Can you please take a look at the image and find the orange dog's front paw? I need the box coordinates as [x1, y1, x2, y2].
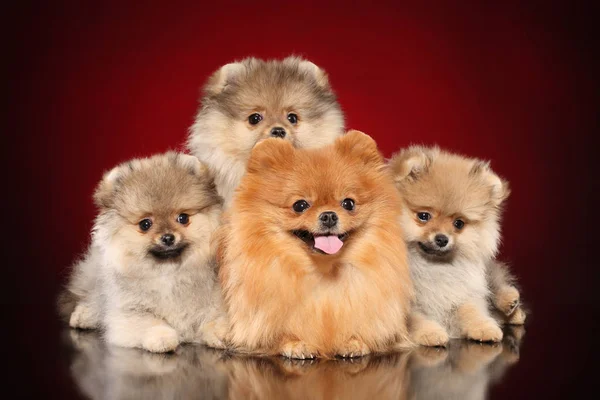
[280, 341, 319, 359]
[337, 338, 370, 358]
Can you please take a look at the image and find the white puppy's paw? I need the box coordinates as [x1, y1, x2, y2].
[69, 303, 99, 329]
[142, 325, 179, 353]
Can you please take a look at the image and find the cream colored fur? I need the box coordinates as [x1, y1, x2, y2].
[188, 56, 344, 206]
[62, 153, 228, 353]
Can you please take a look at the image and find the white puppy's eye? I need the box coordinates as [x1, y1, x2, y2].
[248, 113, 263, 125]
[287, 113, 298, 124]
[139, 218, 153, 231]
[417, 212, 431, 222]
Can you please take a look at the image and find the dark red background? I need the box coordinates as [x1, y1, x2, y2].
[6, 1, 597, 398]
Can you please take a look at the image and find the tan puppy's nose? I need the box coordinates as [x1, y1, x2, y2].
[434, 234, 449, 248]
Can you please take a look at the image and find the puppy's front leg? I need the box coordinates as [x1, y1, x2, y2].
[105, 312, 179, 353]
[337, 338, 370, 358]
[196, 314, 229, 349]
[457, 301, 503, 343]
[69, 301, 101, 329]
[410, 312, 449, 347]
[279, 339, 319, 359]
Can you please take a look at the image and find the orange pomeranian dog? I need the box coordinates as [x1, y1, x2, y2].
[217, 130, 413, 359]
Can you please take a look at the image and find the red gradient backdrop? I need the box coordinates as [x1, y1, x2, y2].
[6, 1, 597, 398]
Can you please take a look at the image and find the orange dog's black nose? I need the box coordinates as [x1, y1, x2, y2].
[319, 212, 338, 228]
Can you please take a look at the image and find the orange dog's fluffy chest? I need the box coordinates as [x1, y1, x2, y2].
[222, 236, 410, 356]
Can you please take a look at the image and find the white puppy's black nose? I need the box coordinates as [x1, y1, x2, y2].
[319, 211, 338, 228]
[434, 234, 449, 248]
[161, 233, 175, 246]
[270, 127, 286, 138]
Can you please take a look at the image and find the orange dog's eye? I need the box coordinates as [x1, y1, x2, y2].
[453, 219, 465, 229]
[341, 198, 355, 211]
[292, 200, 310, 213]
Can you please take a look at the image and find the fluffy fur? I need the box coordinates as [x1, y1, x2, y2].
[217, 131, 413, 359]
[389, 146, 524, 346]
[187, 56, 345, 206]
[60, 152, 227, 353]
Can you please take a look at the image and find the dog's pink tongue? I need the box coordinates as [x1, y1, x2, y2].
[314, 235, 343, 255]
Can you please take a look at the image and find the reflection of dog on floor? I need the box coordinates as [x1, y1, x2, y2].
[65, 326, 524, 400]
[66, 329, 229, 400]
[407, 326, 525, 400]
[224, 353, 411, 400]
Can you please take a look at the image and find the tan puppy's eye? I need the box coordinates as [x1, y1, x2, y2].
[248, 113, 263, 125]
[453, 219, 465, 230]
[417, 212, 431, 222]
[139, 218, 152, 232]
[287, 113, 298, 124]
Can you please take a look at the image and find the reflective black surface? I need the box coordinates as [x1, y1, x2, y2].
[53, 326, 524, 400]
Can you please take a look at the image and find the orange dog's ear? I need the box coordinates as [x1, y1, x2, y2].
[335, 130, 384, 168]
[247, 138, 296, 174]
[388, 146, 437, 186]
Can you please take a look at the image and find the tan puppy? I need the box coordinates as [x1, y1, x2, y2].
[389, 146, 524, 346]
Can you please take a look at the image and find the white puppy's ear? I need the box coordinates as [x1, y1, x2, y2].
[470, 161, 511, 206]
[388, 146, 436, 185]
[93, 165, 123, 209]
[204, 61, 246, 95]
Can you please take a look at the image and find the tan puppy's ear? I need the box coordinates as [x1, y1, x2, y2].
[388, 146, 436, 185]
[247, 138, 296, 174]
[288, 56, 331, 88]
[335, 130, 384, 169]
[204, 60, 247, 95]
[470, 161, 511, 206]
